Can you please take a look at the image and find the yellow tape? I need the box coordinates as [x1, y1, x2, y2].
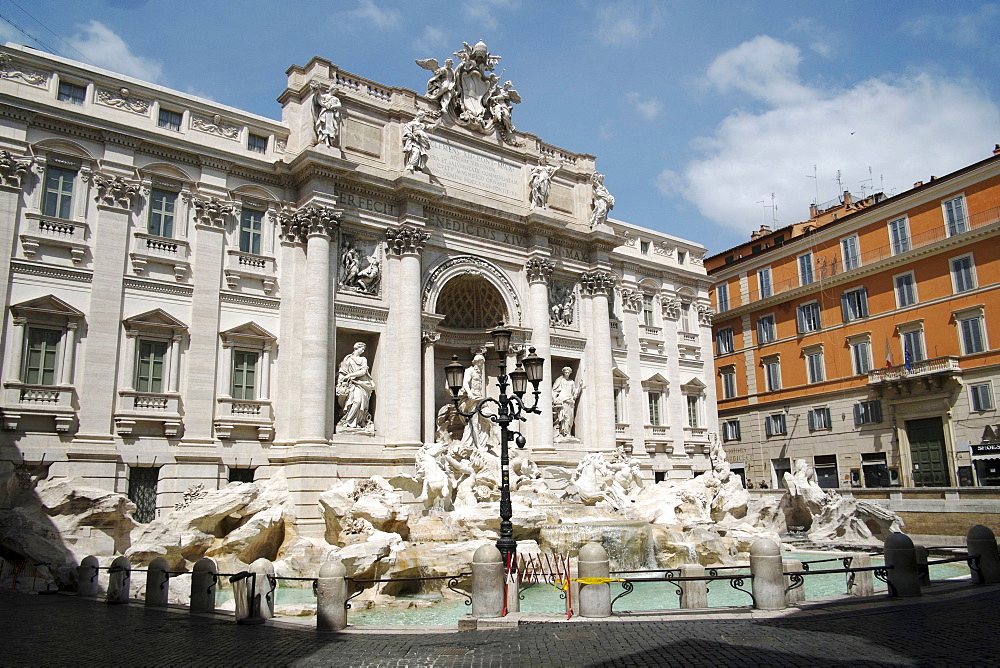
[553, 577, 624, 590]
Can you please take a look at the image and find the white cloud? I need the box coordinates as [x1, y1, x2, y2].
[463, 0, 519, 31]
[661, 36, 1000, 237]
[903, 4, 1000, 48]
[595, 0, 664, 46]
[414, 26, 447, 53]
[67, 20, 163, 82]
[340, 0, 401, 29]
[787, 17, 835, 58]
[626, 92, 662, 120]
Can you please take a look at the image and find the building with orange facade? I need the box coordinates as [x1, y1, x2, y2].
[706, 147, 1000, 490]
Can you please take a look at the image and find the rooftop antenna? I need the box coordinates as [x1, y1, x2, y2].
[835, 169, 844, 199]
[771, 192, 778, 226]
[805, 165, 819, 205]
[858, 166, 873, 199]
[757, 198, 766, 227]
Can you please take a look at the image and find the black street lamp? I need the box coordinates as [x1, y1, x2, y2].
[444, 323, 544, 566]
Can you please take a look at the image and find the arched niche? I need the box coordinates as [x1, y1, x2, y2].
[422, 255, 523, 328]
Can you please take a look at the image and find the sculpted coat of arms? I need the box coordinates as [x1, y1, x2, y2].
[416, 40, 522, 145]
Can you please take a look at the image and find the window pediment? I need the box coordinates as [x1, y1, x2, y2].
[11, 294, 84, 322]
[123, 308, 187, 335]
[220, 321, 276, 348]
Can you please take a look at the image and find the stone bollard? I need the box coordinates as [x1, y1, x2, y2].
[145, 557, 170, 608]
[782, 559, 805, 604]
[884, 533, 921, 597]
[106, 556, 131, 605]
[847, 554, 874, 597]
[679, 564, 707, 609]
[250, 559, 276, 620]
[77, 556, 100, 597]
[750, 538, 785, 610]
[471, 544, 504, 618]
[316, 559, 348, 632]
[967, 525, 1000, 584]
[190, 558, 218, 614]
[578, 543, 611, 618]
[915, 546, 930, 586]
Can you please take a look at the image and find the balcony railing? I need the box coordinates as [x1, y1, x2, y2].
[20, 213, 90, 264]
[130, 232, 191, 280]
[216, 397, 273, 421]
[868, 356, 961, 383]
[223, 250, 277, 293]
[644, 425, 669, 440]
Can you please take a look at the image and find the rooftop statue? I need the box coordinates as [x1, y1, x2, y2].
[312, 83, 342, 148]
[590, 172, 615, 228]
[416, 40, 521, 145]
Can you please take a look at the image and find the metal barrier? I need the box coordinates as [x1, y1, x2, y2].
[784, 564, 895, 597]
[608, 571, 755, 612]
[346, 574, 472, 610]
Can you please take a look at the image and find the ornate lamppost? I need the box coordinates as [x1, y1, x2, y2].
[444, 323, 545, 565]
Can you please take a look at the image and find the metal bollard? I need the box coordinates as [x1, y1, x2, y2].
[679, 564, 707, 609]
[783, 559, 805, 604]
[249, 559, 275, 620]
[190, 558, 218, 614]
[471, 544, 504, 618]
[847, 554, 874, 597]
[77, 556, 100, 597]
[750, 538, 785, 610]
[106, 556, 131, 605]
[967, 525, 1000, 584]
[145, 557, 170, 607]
[577, 543, 611, 618]
[316, 559, 348, 632]
[884, 533, 920, 597]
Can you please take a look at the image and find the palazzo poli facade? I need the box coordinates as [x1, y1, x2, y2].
[0, 43, 716, 534]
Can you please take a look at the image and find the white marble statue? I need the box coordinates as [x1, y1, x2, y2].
[335, 342, 375, 433]
[590, 172, 615, 228]
[417, 57, 456, 112]
[487, 80, 520, 138]
[549, 282, 575, 327]
[529, 158, 561, 210]
[402, 111, 438, 173]
[457, 353, 496, 448]
[552, 367, 583, 441]
[313, 87, 342, 148]
[339, 240, 381, 295]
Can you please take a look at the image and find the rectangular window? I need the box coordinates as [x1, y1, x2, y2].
[895, 273, 917, 307]
[808, 407, 832, 431]
[158, 108, 182, 131]
[43, 166, 75, 219]
[240, 208, 264, 255]
[721, 369, 737, 399]
[57, 81, 86, 105]
[613, 387, 625, 423]
[971, 383, 994, 412]
[862, 453, 890, 488]
[951, 255, 976, 293]
[677, 250, 687, 265]
[228, 468, 255, 483]
[757, 314, 776, 344]
[765, 413, 787, 437]
[679, 302, 691, 332]
[763, 358, 781, 391]
[959, 315, 985, 355]
[128, 466, 159, 524]
[889, 217, 910, 255]
[841, 287, 869, 322]
[854, 400, 883, 425]
[851, 340, 872, 375]
[772, 457, 792, 485]
[902, 329, 925, 363]
[716, 327, 734, 355]
[642, 294, 655, 326]
[841, 235, 860, 271]
[943, 195, 968, 236]
[722, 419, 741, 442]
[135, 340, 167, 393]
[248, 133, 268, 154]
[148, 189, 177, 238]
[799, 252, 814, 286]
[806, 349, 825, 383]
[647, 391, 662, 426]
[814, 454, 839, 489]
[23, 328, 62, 385]
[686, 395, 700, 428]
[640, 240, 650, 255]
[716, 283, 730, 312]
[796, 302, 821, 333]
[231, 350, 258, 400]
[758, 267, 773, 298]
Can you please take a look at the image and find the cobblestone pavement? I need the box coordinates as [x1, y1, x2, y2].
[3, 586, 1000, 667]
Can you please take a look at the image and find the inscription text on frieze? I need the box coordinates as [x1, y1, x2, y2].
[429, 138, 521, 198]
[337, 192, 397, 216]
[427, 213, 526, 247]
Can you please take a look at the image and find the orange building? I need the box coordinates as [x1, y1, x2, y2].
[706, 147, 1000, 489]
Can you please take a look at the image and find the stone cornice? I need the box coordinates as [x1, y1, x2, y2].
[11, 260, 93, 283]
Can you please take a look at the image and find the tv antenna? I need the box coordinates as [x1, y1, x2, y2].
[858, 166, 873, 199]
[805, 165, 819, 205]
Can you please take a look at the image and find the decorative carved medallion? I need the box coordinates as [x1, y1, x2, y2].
[697, 304, 715, 324]
[190, 196, 234, 227]
[96, 87, 150, 114]
[0, 151, 31, 188]
[94, 175, 139, 209]
[619, 288, 643, 313]
[662, 297, 681, 320]
[0, 54, 47, 87]
[191, 113, 240, 140]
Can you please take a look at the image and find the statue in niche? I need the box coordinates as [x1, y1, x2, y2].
[402, 110, 439, 173]
[335, 342, 375, 433]
[313, 85, 342, 148]
[457, 353, 498, 448]
[552, 366, 583, 441]
[339, 238, 381, 295]
[549, 281, 576, 327]
[590, 172, 615, 228]
[529, 157, 561, 210]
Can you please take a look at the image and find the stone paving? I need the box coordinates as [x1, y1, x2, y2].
[3, 585, 1000, 667]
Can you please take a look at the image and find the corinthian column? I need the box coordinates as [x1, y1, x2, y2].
[283, 205, 341, 444]
[525, 257, 555, 452]
[581, 270, 617, 452]
[386, 224, 430, 446]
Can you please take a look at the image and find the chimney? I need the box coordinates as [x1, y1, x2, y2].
[914, 181, 923, 188]
[842, 190, 852, 207]
[994, 144, 1000, 156]
[809, 203, 818, 219]
[750, 230, 760, 241]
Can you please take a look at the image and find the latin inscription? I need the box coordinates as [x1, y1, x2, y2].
[427, 213, 526, 247]
[551, 244, 586, 261]
[429, 138, 521, 198]
[337, 192, 397, 216]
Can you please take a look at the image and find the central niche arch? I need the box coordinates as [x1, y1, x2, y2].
[423, 255, 523, 327]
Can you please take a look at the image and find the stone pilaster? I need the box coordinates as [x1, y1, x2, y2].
[0, 151, 31, 382]
[385, 224, 429, 446]
[421, 330, 440, 444]
[525, 256, 555, 452]
[619, 287, 645, 454]
[580, 270, 617, 453]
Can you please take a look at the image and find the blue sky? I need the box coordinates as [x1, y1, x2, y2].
[4, 0, 999, 254]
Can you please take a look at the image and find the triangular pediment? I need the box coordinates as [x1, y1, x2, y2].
[11, 294, 85, 320]
[681, 376, 707, 390]
[221, 321, 276, 342]
[643, 373, 669, 385]
[612, 367, 629, 381]
[123, 308, 187, 331]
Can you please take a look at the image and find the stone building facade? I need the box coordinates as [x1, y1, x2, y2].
[706, 150, 1000, 490]
[0, 44, 716, 534]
